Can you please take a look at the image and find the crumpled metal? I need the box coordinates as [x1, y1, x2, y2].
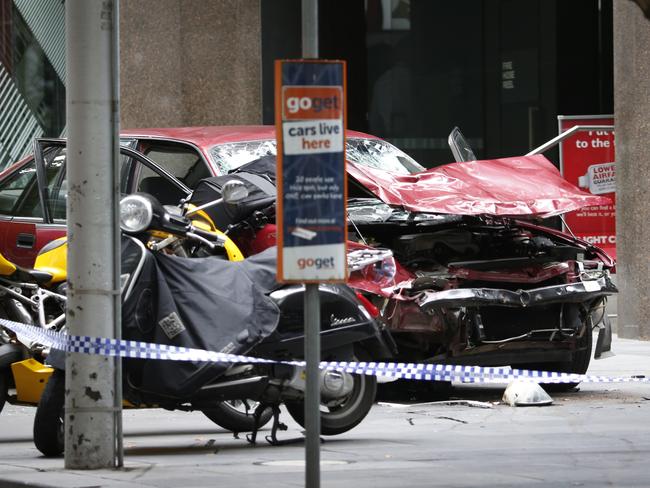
[347, 154, 611, 218]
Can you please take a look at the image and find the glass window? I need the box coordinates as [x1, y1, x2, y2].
[366, 2, 484, 166]
[141, 143, 210, 189]
[133, 164, 187, 206]
[130, 143, 204, 206]
[0, 143, 193, 221]
[346, 137, 423, 174]
[209, 138, 423, 176]
[41, 146, 67, 220]
[209, 140, 277, 174]
[0, 158, 41, 218]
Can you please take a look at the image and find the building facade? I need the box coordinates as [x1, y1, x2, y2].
[0, 0, 613, 169]
[0, 0, 65, 169]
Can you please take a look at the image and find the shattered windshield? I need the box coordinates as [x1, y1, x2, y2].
[208, 137, 424, 175]
[346, 138, 424, 175]
[209, 140, 277, 174]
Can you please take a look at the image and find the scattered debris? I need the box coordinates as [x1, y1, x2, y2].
[502, 381, 553, 406]
[379, 400, 494, 409]
[435, 416, 468, 424]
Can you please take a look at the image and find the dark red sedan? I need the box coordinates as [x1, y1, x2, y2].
[0, 126, 616, 377]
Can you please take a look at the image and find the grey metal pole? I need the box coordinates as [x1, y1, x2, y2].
[65, 0, 121, 469]
[302, 1, 320, 486]
[111, 0, 124, 468]
[304, 283, 321, 488]
[302, 0, 318, 59]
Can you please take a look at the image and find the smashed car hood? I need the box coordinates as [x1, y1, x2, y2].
[347, 154, 610, 218]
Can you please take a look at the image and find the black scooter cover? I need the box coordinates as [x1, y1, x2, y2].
[122, 244, 280, 399]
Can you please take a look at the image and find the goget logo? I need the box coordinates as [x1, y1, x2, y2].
[282, 86, 342, 120]
[297, 256, 335, 270]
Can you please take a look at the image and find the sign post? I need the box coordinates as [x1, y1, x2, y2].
[275, 59, 347, 488]
[559, 115, 616, 259]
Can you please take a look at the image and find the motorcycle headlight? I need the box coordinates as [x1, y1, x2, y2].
[120, 194, 153, 233]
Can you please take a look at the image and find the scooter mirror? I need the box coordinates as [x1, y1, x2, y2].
[222, 180, 249, 204]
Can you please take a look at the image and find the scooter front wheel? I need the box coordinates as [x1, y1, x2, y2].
[202, 400, 272, 432]
[33, 369, 65, 457]
[285, 371, 377, 436]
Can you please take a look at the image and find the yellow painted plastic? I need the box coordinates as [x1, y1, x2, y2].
[11, 359, 53, 404]
[0, 251, 17, 277]
[34, 237, 68, 284]
[9, 359, 149, 408]
[223, 235, 244, 262]
[187, 206, 244, 262]
[149, 230, 172, 240]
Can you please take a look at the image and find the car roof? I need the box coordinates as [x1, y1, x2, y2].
[0, 126, 378, 179]
[120, 125, 378, 150]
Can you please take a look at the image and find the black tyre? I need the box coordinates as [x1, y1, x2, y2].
[202, 400, 273, 432]
[33, 369, 65, 457]
[285, 372, 377, 436]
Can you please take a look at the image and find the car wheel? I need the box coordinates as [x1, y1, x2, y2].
[33, 369, 65, 457]
[202, 400, 273, 432]
[285, 371, 377, 436]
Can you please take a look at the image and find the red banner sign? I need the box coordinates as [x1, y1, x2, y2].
[559, 115, 615, 259]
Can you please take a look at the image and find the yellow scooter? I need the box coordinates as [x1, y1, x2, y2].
[0, 238, 67, 412]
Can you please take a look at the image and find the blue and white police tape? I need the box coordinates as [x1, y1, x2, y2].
[2, 317, 648, 385]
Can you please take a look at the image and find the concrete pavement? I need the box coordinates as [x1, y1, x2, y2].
[0, 334, 649, 487]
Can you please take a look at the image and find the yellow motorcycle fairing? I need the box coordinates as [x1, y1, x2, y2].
[33, 237, 68, 285]
[11, 359, 53, 405]
[0, 252, 17, 277]
[10, 359, 158, 409]
[0, 248, 57, 284]
[185, 206, 244, 262]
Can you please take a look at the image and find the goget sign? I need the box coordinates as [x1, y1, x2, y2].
[275, 60, 347, 283]
[559, 115, 616, 259]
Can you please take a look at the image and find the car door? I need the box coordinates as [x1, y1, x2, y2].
[0, 150, 48, 267]
[0, 139, 190, 267]
[0, 139, 69, 267]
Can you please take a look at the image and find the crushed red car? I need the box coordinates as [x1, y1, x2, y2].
[188, 127, 616, 384]
[0, 126, 616, 381]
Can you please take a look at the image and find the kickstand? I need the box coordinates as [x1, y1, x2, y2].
[246, 402, 270, 445]
[264, 404, 305, 446]
[245, 403, 322, 446]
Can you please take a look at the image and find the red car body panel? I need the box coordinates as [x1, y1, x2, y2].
[1, 125, 614, 270]
[124, 126, 610, 219]
[347, 154, 611, 218]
